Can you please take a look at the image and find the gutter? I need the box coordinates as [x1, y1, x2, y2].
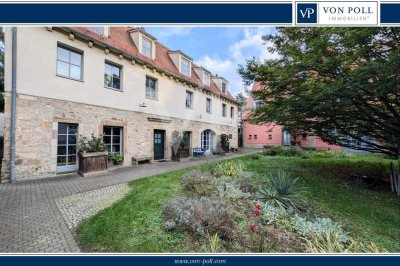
[9, 27, 17, 183]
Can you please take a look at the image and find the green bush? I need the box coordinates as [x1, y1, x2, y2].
[180, 170, 218, 197]
[263, 146, 304, 157]
[108, 153, 124, 165]
[250, 153, 263, 160]
[211, 160, 243, 177]
[163, 196, 235, 239]
[77, 134, 108, 153]
[258, 170, 302, 210]
[301, 151, 355, 159]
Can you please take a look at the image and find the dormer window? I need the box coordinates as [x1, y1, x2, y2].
[87, 27, 105, 36]
[181, 57, 191, 76]
[142, 37, 153, 58]
[222, 83, 227, 93]
[203, 72, 210, 86]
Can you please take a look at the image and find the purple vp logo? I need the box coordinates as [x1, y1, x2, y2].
[297, 3, 317, 23]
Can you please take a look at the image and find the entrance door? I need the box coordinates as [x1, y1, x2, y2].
[57, 123, 78, 172]
[154, 130, 165, 160]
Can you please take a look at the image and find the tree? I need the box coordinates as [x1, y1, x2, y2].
[235, 91, 248, 124]
[239, 28, 400, 158]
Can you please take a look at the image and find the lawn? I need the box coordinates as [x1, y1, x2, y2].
[76, 151, 400, 252]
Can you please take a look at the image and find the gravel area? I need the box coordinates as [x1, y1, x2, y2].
[55, 184, 130, 229]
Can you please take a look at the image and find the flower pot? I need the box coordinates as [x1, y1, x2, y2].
[78, 151, 108, 177]
[171, 148, 190, 161]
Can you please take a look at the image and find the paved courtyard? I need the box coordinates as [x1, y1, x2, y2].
[0, 149, 256, 253]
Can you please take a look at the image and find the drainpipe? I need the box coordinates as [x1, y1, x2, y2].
[9, 27, 17, 183]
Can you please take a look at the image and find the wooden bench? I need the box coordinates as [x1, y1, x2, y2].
[132, 156, 153, 165]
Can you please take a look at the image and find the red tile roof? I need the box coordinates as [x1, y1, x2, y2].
[69, 26, 237, 104]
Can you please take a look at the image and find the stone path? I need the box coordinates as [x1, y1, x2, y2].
[56, 184, 130, 229]
[0, 149, 256, 253]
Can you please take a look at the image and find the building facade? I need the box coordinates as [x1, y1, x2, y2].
[1, 27, 239, 182]
[243, 82, 341, 151]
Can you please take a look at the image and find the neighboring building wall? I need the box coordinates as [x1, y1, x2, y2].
[243, 122, 283, 148]
[297, 136, 342, 151]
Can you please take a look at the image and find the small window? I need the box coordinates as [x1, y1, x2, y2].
[254, 135, 258, 140]
[181, 57, 190, 76]
[104, 62, 121, 90]
[146, 76, 157, 100]
[249, 135, 252, 140]
[103, 126, 123, 154]
[203, 72, 210, 85]
[186, 91, 193, 108]
[57, 45, 83, 80]
[268, 134, 272, 140]
[302, 133, 307, 140]
[222, 103, 227, 117]
[87, 27, 105, 35]
[230, 106, 235, 118]
[222, 83, 227, 93]
[206, 98, 212, 113]
[142, 37, 153, 58]
[254, 100, 263, 109]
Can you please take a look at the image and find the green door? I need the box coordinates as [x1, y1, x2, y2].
[154, 130, 165, 160]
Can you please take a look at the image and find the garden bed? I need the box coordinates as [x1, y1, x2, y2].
[76, 152, 399, 253]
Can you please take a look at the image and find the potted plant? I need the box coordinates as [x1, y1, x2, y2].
[77, 134, 108, 176]
[171, 130, 183, 161]
[108, 153, 124, 166]
[220, 134, 230, 153]
[179, 132, 191, 159]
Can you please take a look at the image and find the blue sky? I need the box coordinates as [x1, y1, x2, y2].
[145, 27, 277, 97]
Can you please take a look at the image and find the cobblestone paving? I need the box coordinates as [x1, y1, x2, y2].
[0, 149, 256, 253]
[56, 184, 130, 229]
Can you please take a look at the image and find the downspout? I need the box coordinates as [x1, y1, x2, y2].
[9, 27, 17, 183]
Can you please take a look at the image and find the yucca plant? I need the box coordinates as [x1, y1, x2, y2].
[258, 170, 302, 210]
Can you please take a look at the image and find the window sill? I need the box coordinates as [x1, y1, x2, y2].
[104, 86, 123, 92]
[56, 74, 84, 82]
[186, 106, 193, 110]
[145, 96, 158, 101]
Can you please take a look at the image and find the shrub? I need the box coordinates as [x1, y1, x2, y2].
[217, 182, 250, 201]
[263, 146, 304, 157]
[77, 134, 108, 153]
[108, 153, 124, 165]
[236, 171, 259, 193]
[260, 204, 289, 224]
[250, 153, 263, 160]
[290, 215, 350, 244]
[303, 231, 387, 253]
[180, 170, 218, 197]
[258, 170, 302, 210]
[212, 160, 243, 177]
[162, 196, 234, 239]
[301, 151, 355, 159]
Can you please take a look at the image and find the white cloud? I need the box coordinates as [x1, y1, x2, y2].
[152, 27, 193, 40]
[196, 55, 232, 73]
[194, 27, 277, 96]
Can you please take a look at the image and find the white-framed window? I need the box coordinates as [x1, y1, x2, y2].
[142, 37, 153, 58]
[186, 91, 193, 108]
[203, 72, 210, 86]
[222, 103, 227, 117]
[253, 99, 263, 109]
[87, 27, 105, 35]
[230, 106, 235, 118]
[146, 76, 158, 100]
[201, 130, 214, 152]
[104, 62, 122, 90]
[181, 57, 190, 76]
[206, 98, 212, 113]
[57, 45, 83, 80]
[222, 83, 227, 93]
[103, 126, 123, 154]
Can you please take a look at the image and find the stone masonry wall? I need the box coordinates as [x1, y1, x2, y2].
[1, 94, 238, 182]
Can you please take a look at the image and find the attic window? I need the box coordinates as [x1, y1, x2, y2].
[222, 83, 227, 93]
[181, 57, 190, 76]
[142, 36, 153, 58]
[87, 27, 105, 36]
[203, 72, 210, 86]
